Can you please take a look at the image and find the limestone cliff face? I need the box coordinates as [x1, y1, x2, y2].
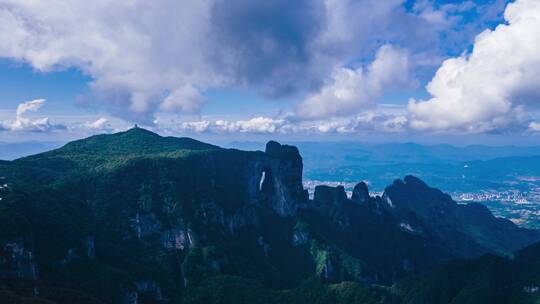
[351, 182, 369, 204]
[313, 185, 348, 207]
[0, 132, 313, 303]
[382, 175, 540, 257]
[260, 141, 308, 217]
[81, 139, 310, 249]
[0, 238, 38, 281]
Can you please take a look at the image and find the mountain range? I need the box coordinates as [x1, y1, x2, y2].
[229, 141, 540, 194]
[1, 127, 539, 304]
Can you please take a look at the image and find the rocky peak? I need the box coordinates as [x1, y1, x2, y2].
[313, 185, 348, 206]
[382, 175, 454, 212]
[259, 141, 307, 216]
[403, 175, 429, 189]
[265, 141, 300, 158]
[351, 182, 370, 204]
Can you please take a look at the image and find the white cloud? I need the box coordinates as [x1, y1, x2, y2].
[529, 122, 540, 133]
[408, 0, 540, 133]
[310, 112, 408, 133]
[178, 120, 212, 133]
[226, 117, 286, 133]
[16, 99, 46, 116]
[178, 117, 286, 134]
[174, 110, 407, 135]
[296, 45, 414, 119]
[84, 117, 111, 131]
[0, 99, 66, 132]
[412, 0, 476, 30]
[0, 0, 214, 123]
[0, 0, 474, 124]
[160, 85, 206, 113]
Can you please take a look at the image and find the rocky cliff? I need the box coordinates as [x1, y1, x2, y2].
[0, 128, 539, 304]
[382, 175, 540, 257]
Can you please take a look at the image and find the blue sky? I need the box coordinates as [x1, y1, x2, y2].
[1, 0, 539, 145]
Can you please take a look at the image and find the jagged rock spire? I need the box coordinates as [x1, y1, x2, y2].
[351, 181, 370, 204]
[314, 185, 348, 206]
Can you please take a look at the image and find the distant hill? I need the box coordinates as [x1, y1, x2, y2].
[1, 128, 539, 304]
[228, 141, 540, 165]
[228, 141, 540, 192]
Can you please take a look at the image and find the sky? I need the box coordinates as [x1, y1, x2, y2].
[0, 0, 539, 145]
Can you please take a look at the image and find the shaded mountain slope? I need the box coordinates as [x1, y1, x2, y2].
[395, 241, 540, 304]
[0, 128, 538, 304]
[382, 176, 539, 257]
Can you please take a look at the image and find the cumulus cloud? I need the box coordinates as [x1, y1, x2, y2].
[174, 110, 407, 135]
[408, 0, 540, 133]
[296, 45, 414, 119]
[84, 117, 112, 131]
[0, 0, 215, 123]
[219, 117, 286, 133]
[0, 99, 66, 132]
[0, 0, 485, 123]
[178, 117, 286, 134]
[160, 85, 206, 113]
[412, 1, 475, 30]
[16, 99, 46, 116]
[529, 122, 540, 133]
[301, 112, 408, 133]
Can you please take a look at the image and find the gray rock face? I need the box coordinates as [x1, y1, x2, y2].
[351, 182, 370, 204]
[115, 140, 308, 247]
[0, 238, 38, 280]
[62, 248, 76, 264]
[161, 229, 192, 250]
[382, 175, 540, 257]
[85, 236, 95, 258]
[292, 231, 309, 246]
[313, 185, 348, 206]
[130, 213, 162, 239]
[123, 290, 138, 304]
[135, 279, 163, 301]
[259, 141, 308, 217]
[321, 259, 336, 282]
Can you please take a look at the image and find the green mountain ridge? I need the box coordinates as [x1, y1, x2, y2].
[1, 128, 539, 304]
[15, 127, 220, 172]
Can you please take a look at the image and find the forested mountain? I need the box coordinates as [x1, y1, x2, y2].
[1, 128, 538, 304]
[395, 242, 540, 304]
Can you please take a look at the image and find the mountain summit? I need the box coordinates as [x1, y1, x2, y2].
[12, 127, 221, 175]
[34, 127, 220, 158]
